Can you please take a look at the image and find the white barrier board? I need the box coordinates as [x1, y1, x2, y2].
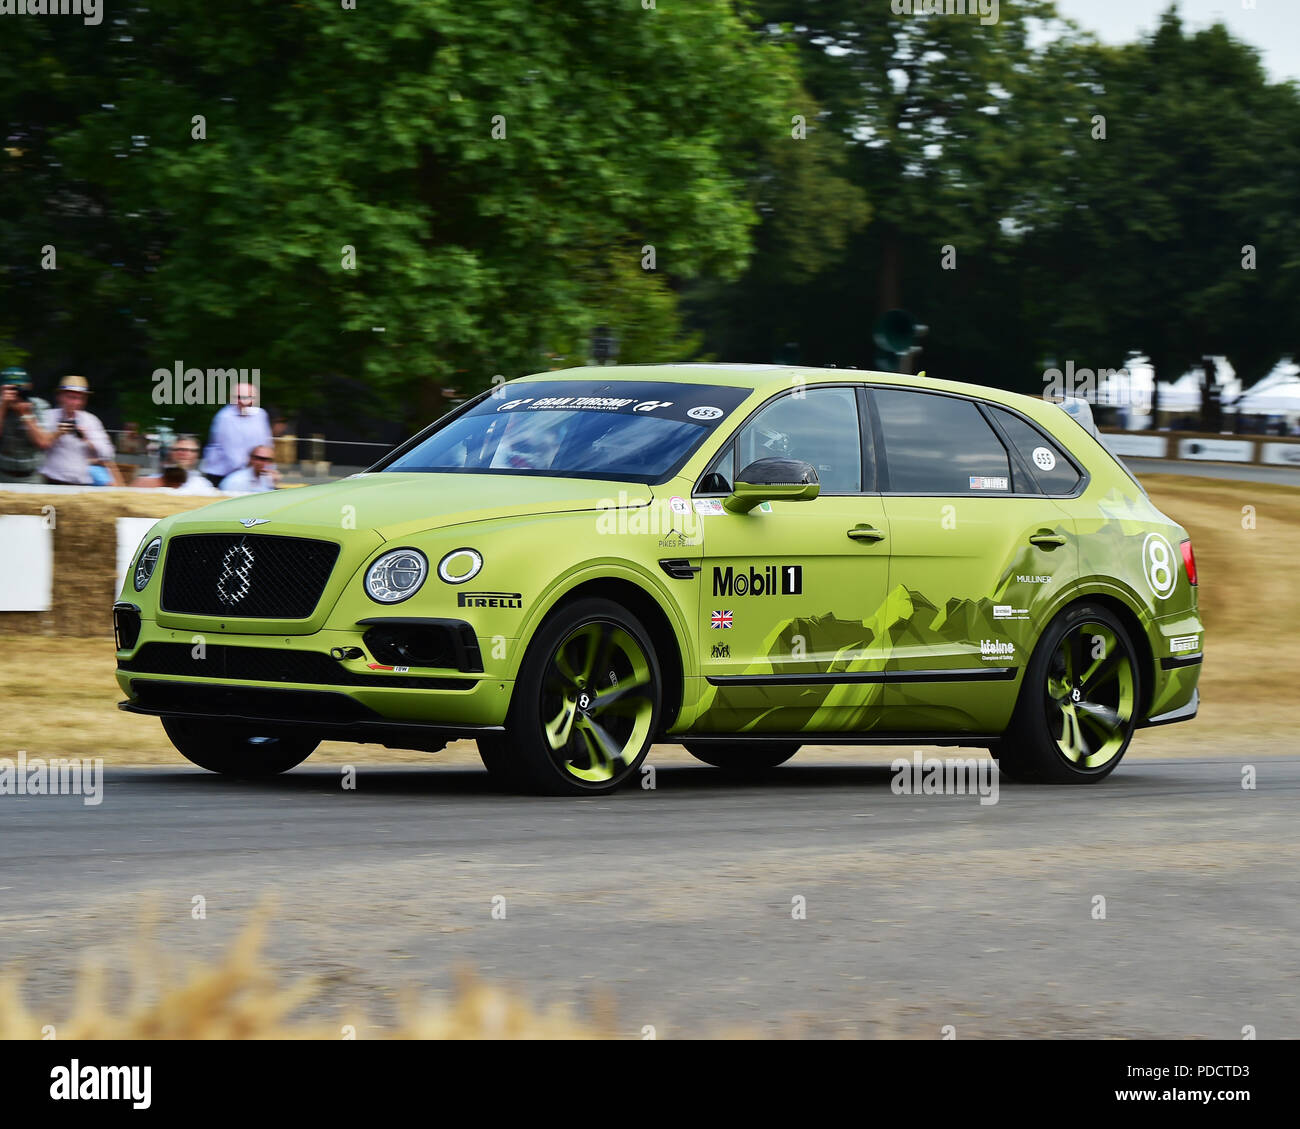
[0, 515, 54, 611]
[1260, 442, 1300, 467]
[1103, 433, 1167, 458]
[1176, 438, 1255, 463]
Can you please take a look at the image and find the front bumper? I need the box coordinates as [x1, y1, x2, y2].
[118, 683, 504, 749]
[115, 617, 516, 733]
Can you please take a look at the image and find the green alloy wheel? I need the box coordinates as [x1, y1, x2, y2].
[483, 598, 661, 795]
[998, 604, 1139, 784]
[162, 718, 318, 777]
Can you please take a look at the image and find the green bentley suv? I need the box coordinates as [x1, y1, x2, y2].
[115, 365, 1202, 794]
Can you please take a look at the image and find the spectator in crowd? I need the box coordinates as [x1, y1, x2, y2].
[219, 444, 280, 493]
[134, 435, 219, 494]
[200, 382, 272, 488]
[117, 420, 146, 455]
[37, 375, 118, 486]
[0, 366, 50, 484]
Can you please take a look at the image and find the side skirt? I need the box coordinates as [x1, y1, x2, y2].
[676, 732, 1002, 747]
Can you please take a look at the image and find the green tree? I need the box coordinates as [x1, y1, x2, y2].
[0, 20, 150, 415]
[3, 1, 802, 432]
[706, 0, 1073, 385]
[1025, 8, 1300, 406]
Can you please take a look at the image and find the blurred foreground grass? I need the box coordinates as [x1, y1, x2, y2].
[0, 474, 1294, 766]
[0, 913, 604, 1039]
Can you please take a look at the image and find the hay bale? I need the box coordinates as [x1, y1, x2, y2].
[0, 490, 222, 638]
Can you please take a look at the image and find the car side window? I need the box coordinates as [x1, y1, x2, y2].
[697, 441, 734, 495]
[990, 407, 1083, 494]
[873, 388, 1011, 494]
[733, 386, 863, 494]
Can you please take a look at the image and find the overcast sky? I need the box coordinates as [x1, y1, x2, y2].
[1052, 0, 1300, 82]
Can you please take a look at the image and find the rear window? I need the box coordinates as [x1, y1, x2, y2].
[873, 389, 1011, 494]
[991, 408, 1083, 494]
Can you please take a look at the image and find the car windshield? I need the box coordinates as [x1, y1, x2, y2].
[383, 380, 752, 483]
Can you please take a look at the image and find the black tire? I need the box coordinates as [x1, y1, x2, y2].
[684, 742, 799, 770]
[997, 602, 1141, 784]
[162, 717, 318, 777]
[985, 742, 1026, 782]
[494, 597, 662, 795]
[476, 733, 521, 787]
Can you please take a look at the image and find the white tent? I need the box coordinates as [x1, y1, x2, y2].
[1094, 355, 1239, 427]
[1160, 358, 1239, 412]
[1234, 383, 1300, 416]
[1231, 358, 1300, 416]
[1094, 354, 1152, 425]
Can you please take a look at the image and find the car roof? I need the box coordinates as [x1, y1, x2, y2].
[515, 363, 1045, 412]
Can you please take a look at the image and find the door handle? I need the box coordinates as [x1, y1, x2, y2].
[847, 526, 886, 543]
[1029, 532, 1068, 549]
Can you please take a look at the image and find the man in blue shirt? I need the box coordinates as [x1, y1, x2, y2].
[201, 382, 272, 487]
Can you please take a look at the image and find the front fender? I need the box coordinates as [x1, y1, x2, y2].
[518, 558, 698, 683]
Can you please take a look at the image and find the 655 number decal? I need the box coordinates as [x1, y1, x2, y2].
[1142, 533, 1178, 599]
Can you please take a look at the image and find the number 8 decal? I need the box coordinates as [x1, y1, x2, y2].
[1143, 533, 1177, 599]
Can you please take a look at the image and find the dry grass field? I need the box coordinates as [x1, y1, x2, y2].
[0, 473, 1294, 767]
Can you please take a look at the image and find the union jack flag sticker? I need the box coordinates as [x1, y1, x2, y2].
[711, 610, 733, 629]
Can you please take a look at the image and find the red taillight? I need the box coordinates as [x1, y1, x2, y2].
[1180, 539, 1198, 586]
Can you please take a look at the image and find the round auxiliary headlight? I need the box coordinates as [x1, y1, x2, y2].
[133, 537, 162, 592]
[437, 548, 483, 584]
[365, 548, 428, 604]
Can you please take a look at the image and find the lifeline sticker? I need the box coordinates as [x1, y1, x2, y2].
[693, 499, 725, 516]
[970, 476, 1009, 491]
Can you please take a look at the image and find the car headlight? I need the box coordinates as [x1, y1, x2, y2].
[365, 548, 428, 604]
[133, 537, 162, 592]
[437, 548, 483, 584]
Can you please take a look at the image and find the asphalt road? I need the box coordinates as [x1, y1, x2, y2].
[1127, 457, 1300, 486]
[4, 753, 1297, 1038]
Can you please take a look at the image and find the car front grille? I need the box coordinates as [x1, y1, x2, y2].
[160, 533, 340, 619]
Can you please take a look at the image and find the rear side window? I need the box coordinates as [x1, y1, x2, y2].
[991, 408, 1083, 494]
[873, 389, 1011, 494]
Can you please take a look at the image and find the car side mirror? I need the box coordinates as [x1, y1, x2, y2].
[723, 457, 820, 514]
